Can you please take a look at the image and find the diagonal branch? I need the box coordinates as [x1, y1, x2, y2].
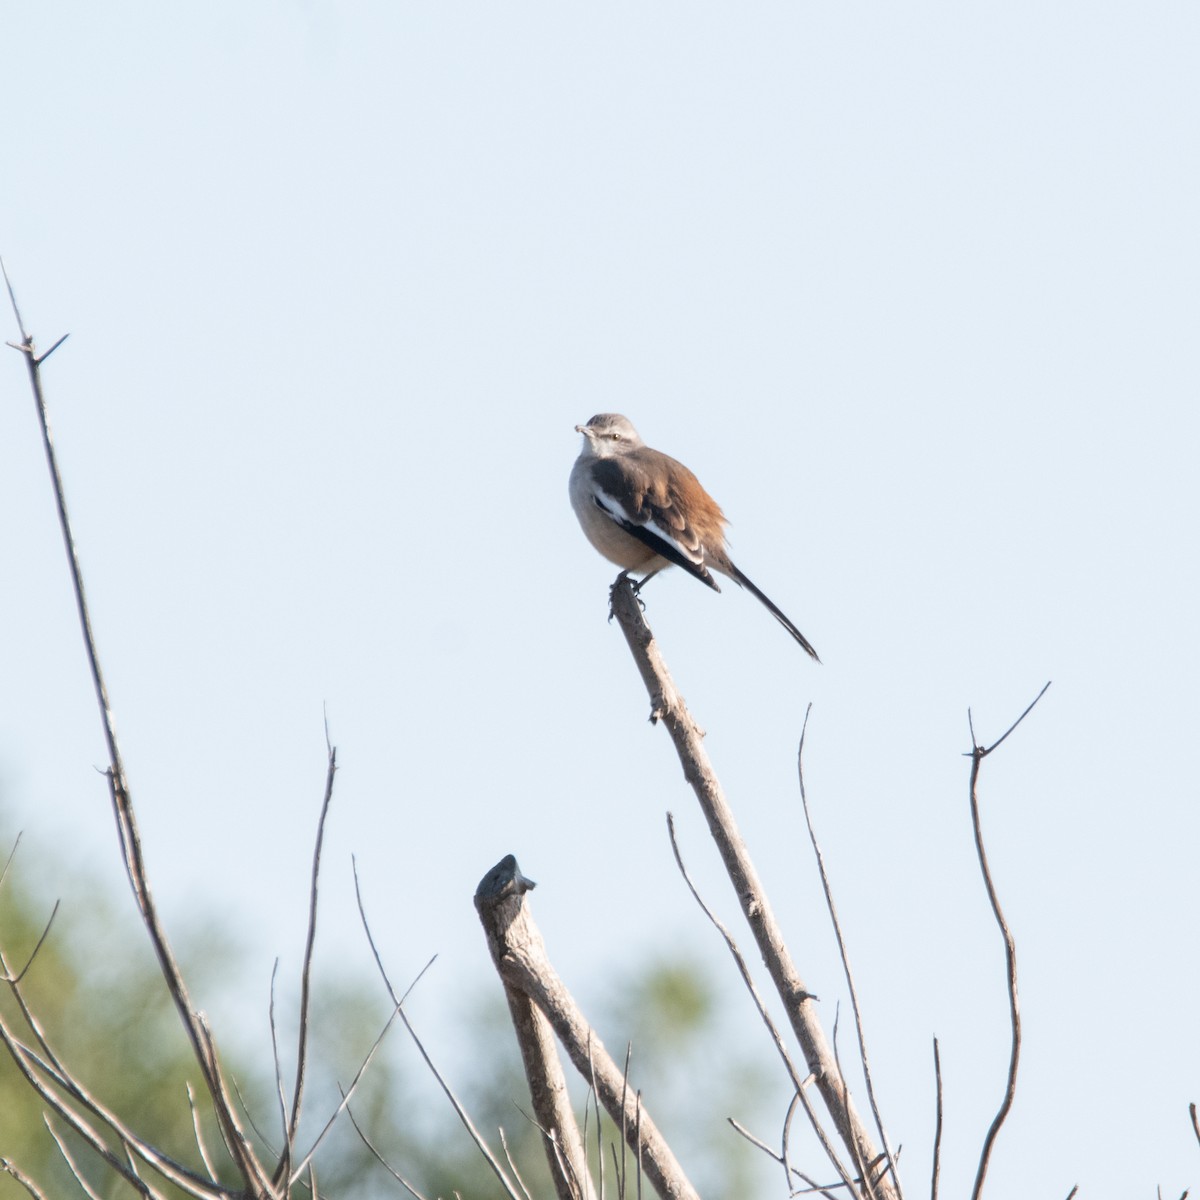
[475, 855, 698, 1200]
[608, 576, 897, 1200]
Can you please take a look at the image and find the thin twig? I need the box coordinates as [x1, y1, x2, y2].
[967, 683, 1050, 1200]
[352, 859, 523, 1200]
[0, 1157, 49, 1200]
[725, 1119, 842, 1200]
[0, 944, 69, 1077]
[0, 833, 23, 891]
[516, 1103, 587, 1200]
[634, 1092, 643, 1200]
[185, 1082, 219, 1183]
[281, 733, 339, 1178]
[1190, 1102, 1200, 1149]
[230, 1069, 279, 1157]
[44, 1117, 110, 1200]
[620, 1043, 631, 1200]
[798, 711, 900, 1200]
[587, 1041, 605, 1200]
[831, 1005, 871, 1197]
[290, 1006, 401, 1184]
[269, 959, 293, 1184]
[0, 1017, 230, 1200]
[344, 1102, 431, 1200]
[3, 271, 270, 1197]
[929, 1039, 943, 1200]
[666, 814, 860, 1196]
[499, 1127, 535, 1200]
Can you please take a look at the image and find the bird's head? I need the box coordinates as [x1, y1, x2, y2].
[574, 413, 644, 459]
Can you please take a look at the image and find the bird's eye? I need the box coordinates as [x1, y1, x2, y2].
[609, 432, 622, 441]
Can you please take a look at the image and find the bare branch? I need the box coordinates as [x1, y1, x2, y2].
[666, 814, 859, 1197]
[1191, 1102, 1200, 1149]
[515, 1103, 590, 1200]
[353, 858, 524, 1200]
[344, 1102, 431, 1200]
[185, 1083, 219, 1184]
[725, 1118, 842, 1199]
[475, 855, 697, 1200]
[798, 713, 901, 1200]
[0, 1021, 151, 1198]
[475, 859, 596, 1199]
[289, 1006, 400, 1184]
[4, 274, 271, 1198]
[0, 1157, 49, 1200]
[967, 684, 1050, 1200]
[929, 1040, 943, 1200]
[281, 739, 339, 1173]
[229, 1069, 279, 1158]
[972, 682, 1052, 760]
[498, 1127, 535, 1200]
[0, 1014, 231, 1200]
[269, 959, 293, 1185]
[586, 1043, 605, 1200]
[44, 1118, 109, 1200]
[0, 833, 24, 892]
[831, 1006, 869, 1196]
[0, 941, 69, 1078]
[608, 577, 897, 1199]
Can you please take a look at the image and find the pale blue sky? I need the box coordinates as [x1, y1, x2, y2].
[2, 3, 1198, 1195]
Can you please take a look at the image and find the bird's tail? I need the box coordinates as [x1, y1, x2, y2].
[727, 562, 821, 662]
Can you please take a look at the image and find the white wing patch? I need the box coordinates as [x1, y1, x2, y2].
[591, 483, 705, 568]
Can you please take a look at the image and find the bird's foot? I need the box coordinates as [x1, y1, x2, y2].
[607, 572, 645, 620]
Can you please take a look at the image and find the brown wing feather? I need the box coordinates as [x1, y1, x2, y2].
[590, 451, 727, 589]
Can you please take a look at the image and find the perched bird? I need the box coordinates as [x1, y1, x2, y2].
[569, 413, 819, 660]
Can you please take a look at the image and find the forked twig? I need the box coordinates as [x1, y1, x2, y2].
[3, 266, 271, 1197]
[966, 682, 1050, 1200]
[725, 1119, 841, 1199]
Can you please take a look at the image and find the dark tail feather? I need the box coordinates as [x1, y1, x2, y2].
[728, 562, 821, 662]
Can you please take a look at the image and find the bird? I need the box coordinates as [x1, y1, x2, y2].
[569, 413, 820, 660]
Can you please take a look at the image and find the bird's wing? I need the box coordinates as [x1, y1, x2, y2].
[589, 453, 722, 591]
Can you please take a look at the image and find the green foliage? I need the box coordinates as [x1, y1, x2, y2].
[0, 840, 256, 1200]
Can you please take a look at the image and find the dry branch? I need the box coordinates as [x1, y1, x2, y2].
[965, 683, 1049, 1200]
[475, 855, 699, 1200]
[3, 267, 282, 1197]
[607, 576, 897, 1200]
